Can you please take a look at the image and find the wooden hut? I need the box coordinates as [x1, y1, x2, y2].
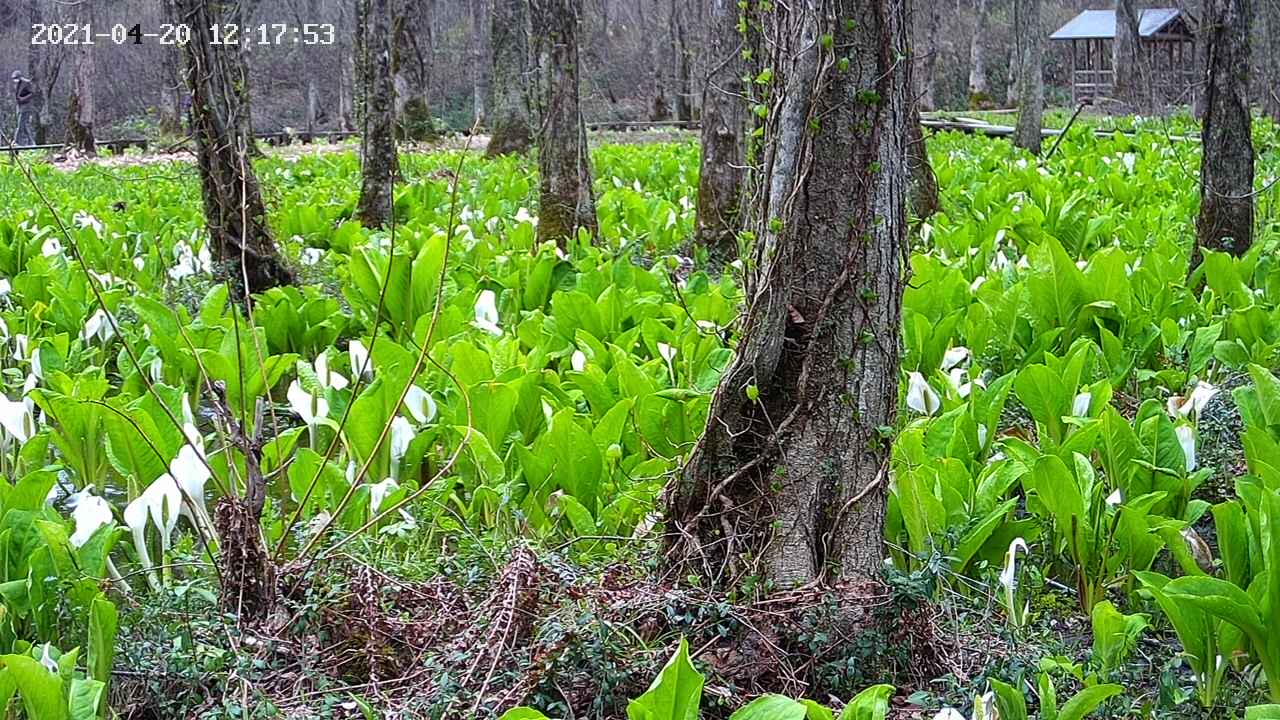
[1049, 8, 1197, 105]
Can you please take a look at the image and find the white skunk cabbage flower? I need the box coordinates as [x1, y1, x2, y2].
[0, 394, 36, 444]
[287, 380, 329, 426]
[947, 368, 975, 399]
[933, 710, 965, 720]
[349, 339, 372, 379]
[1176, 424, 1197, 472]
[571, 350, 587, 372]
[389, 416, 415, 480]
[124, 474, 182, 590]
[0, 278, 11, 297]
[941, 346, 970, 371]
[1072, 392, 1092, 417]
[999, 537, 1029, 628]
[168, 239, 212, 280]
[971, 692, 996, 720]
[369, 477, 399, 515]
[74, 211, 103, 235]
[89, 270, 120, 288]
[1167, 381, 1219, 421]
[40, 236, 62, 257]
[301, 247, 324, 266]
[514, 207, 537, 226]
[168, 243, 198, 280]
[70, 491, 114, 547]
[473, 290, 502, 336]
[1105, 488, 1123, 507]
[148, 355, 164, 382]
[81, 308, 116, 344]
[906, 372, 941, 415]
[403, 385, 437, 425]
[169, 424, 213, 532]
[38, 644, 58, 673]
[313, 352, 349, 391]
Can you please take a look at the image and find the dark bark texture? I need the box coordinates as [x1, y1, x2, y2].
[174, 0, 294, 298]
[671, 0, 695, 127]
[907, 112, 939, 220]
[393, 0, 435, 140]
[159, 0, 185, 135]
[1113, 0, 1145, 109]
[65, 0, 95, 155]
[1262, 0, 1280, 122]
[532, 0, 598, 245]
[1013, 0, 1044, 153]
[486, 0, 534, 156]
[665, 0, 910, 589]
[471, 0, 493, 127]
[358, 0, 400, 228]
[1197, 0, 1254, 257]
[695, 0, 748, 258]
[917, 0, 940, 110]
[1194, 0, 1211, 118]
[967, 0, 992, 108]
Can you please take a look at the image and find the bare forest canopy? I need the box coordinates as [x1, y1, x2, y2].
[0, 0, 1259, 146]
[0, 0, 712, 142]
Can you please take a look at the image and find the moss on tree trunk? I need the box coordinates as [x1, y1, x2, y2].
[532, 0, 597, 246]
[176, 0, 294, 300]
[1196, 0, 1255, 259]
[665, 0, 910, 589]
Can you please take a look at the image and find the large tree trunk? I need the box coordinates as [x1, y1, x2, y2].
[672, 0, 695, 127]
[486, 0, 533, 155]
[643, 3, 671, 121]
[968, 0, 992, 108]
[916, 0, 941, 110]
[532, 0, 597, 245]
[358, 0, 400, 228]
[1113, 0, 1145, 109]
[339, 58, 358, 132]
[159, 0, 185, 135]
[26, 0, 59, 145]
[694, 0, 747, 258]
[907, 112, 940, 220]
[1013, 0, 1045, 154]
[1261, 0, 1280, 121]
[393, 0, 435, 139]
[664, 0, 909, 588]
[65, 0, 95, 155]
[338, 0, 358, 132]
[1193, 0, 1211, 118]
[303, 0, 322, 137]
[175, 0, 294, 298]
[1196, 0, 1255, 258]
[471, 0, 493, 128]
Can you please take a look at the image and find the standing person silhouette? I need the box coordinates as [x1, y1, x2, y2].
[11, 71, 36, 147]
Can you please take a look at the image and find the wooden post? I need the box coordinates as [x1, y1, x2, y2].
[1071, 39, 1078, 104]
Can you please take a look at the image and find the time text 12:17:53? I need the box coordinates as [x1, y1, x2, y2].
[31, 23, 337, 46]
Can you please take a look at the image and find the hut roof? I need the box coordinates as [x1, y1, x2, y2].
[1049, 8, 1192, 41]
